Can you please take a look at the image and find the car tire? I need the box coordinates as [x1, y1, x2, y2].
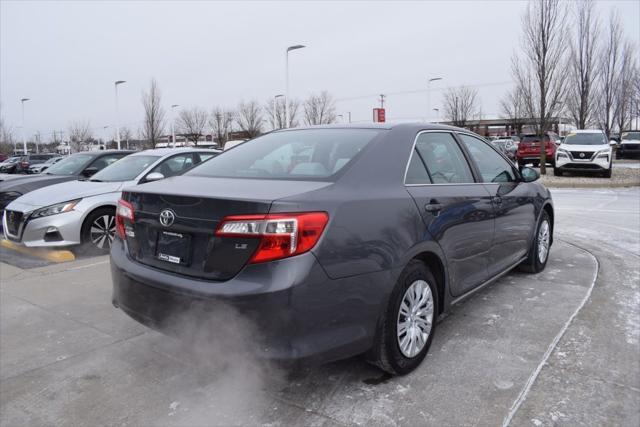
[603, 166, 612, 178]
[531, 161, 539, 168]
[518, 210, 551, 274]
[553, 167, 562, 176]
[367, 260, 439, 375]
[80, 207, 116, 255]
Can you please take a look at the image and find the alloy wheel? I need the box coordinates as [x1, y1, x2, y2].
[397, 279, 434, 358]
[90, 214, 115, 250]
[537, 219, 550, 263]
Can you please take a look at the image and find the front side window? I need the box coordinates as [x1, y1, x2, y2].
[458, 134, 516, 183]
[414, 132, 474, 184]
[563, 132, 606, 145]
[90, 155, 160, 182]
[150, 154, 195, 178]
[188, 129, 381, 180]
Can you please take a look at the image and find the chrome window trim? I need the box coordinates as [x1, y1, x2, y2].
[403, 130, 478, 187]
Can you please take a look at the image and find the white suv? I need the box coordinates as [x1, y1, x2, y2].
[554, 130, 614, 178]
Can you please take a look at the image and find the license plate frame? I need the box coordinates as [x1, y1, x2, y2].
[156, 230, 191, 265]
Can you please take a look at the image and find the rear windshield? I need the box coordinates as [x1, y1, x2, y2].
[521, 135, 542, 142]
[188, 129, 382, 180]
[563, 133, 606, 145]
[46, 154, 94, 175]
[90, 155, 160, 182]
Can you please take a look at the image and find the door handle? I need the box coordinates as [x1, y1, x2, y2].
[425, 201, 443, 213]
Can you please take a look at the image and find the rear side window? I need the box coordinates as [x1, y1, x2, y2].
[459, 134, 516, 183]
[405, 149, 431, 185]
[188, 129, 381, 180]
[414, 132, 474, 184]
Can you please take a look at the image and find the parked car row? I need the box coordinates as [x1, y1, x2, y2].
[0, 153, 61, 174]
[1, 148, 219, 253]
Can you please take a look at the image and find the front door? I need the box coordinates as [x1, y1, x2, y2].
[457, 133, 536, 276]
[406, 131, 494, 297]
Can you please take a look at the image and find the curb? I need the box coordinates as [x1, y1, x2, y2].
[0, 239, 76, 263]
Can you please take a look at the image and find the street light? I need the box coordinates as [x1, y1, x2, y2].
[273, 94, 284, 130]
[433, 108, 440, 122]
[285, 44, 306, 128]
[427, 77, 443, 122]
[103, 126, 110, 148]
[171, 104, 180, 148]
[114, 80, 126, 150]
[20, 98, 30, 154]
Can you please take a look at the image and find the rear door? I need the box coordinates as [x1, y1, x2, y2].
[457, 133, 535, 276]
[406, 131, 494, 297]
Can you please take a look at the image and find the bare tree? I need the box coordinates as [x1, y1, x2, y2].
[141, 78, 166, 149]
[67, 120, 92, 153]
[613, 41, 638, 137]
[210, 107, 235, 148]
[567, 0, 600, 129]
[265, 98, 301, 130]
[596, 11, 623, 138]
[303, 91, 337, 125]
[0, 110, 15, 154]
[443, 86, 479, 127]
[512, 0, 569, 174]
[177, 107, 208, 144]
[500, 86, 526, 135]
[236, 100, 263, 138]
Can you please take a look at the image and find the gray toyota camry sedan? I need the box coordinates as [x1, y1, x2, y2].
[111, 123, 553, 375]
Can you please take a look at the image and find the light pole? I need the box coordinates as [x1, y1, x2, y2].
[114, 80, 126, 150]
[103, 126, 110, 148]
[171, 104, 180, 148]
[285, 44, 306, 128]
[20, 98, 30, 154]
[427, 77, 443, 122]
[347, 112, 352, 123]
[273, 94, 284, 130]
[433, 108, 440, 122]
[337, 114, 344, 123]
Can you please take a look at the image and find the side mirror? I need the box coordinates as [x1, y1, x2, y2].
[82, 167, 98, 177]
[145, 172, 165, 182]
[520, 167, 540, 183]
[609, 140, 618, 146]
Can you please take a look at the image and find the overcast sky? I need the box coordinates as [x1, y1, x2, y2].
[1, 0, 638, 141]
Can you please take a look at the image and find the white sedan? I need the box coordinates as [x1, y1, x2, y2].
[3, 148, 219, 254]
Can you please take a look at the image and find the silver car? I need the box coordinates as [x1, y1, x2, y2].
[3, 148, 219, 254]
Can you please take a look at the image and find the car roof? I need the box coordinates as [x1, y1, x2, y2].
[275, 122, 470, 133]
[569, 129, 604, 134]
[130, 147, 221, 156]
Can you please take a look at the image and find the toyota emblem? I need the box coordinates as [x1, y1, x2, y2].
[159, 209, 175, 227]
[579, 152, 585, 158]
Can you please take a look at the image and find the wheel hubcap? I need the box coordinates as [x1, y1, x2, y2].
[90, 214, 115, 250]
[397, 279, 434, 358]
[537, 220, 550, 263]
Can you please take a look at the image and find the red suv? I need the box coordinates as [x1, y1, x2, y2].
[517, 132, 560, 167]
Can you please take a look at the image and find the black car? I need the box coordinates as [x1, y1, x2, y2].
[111, 124, 553, 375]
[0, 150, 132, 216]
[0, 153, 59, 174]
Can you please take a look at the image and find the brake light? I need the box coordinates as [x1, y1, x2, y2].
[116, 199, 134, 239]
[216, 212, 329, 263]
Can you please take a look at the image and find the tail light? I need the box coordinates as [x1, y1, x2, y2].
[216, 212, 329, 263]
[116, 199, 134, 239]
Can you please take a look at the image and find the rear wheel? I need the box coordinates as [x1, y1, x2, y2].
[531, 161, 539, 168]
[368, 260, 438, 375]
[519, 210, 551, 273]
[553, 167, 563, 176]
[81, 207, 116, 255]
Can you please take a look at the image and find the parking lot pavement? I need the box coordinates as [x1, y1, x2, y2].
[0, 188, 638, 426]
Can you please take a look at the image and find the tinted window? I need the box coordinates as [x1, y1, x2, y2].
[90, 155, 160, 182]
[563, 132, 606, 145]
[46, 154, 94, 175]
[188, 129, 381, 180]
[414, 132, 474, 184]
[405, 149, 431, 185]
[150, 154, 195, 178]
[87, 154, 125, 172]
[459, 134, 516, 183]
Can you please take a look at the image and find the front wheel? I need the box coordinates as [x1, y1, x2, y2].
[519, 211, 551, 273]
[603, 166, 612, 178]
[368, 260, 438, 375]
[81, 207, 116, 255]
[553, 167, 563, 176]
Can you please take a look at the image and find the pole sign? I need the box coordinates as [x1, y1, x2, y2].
[373, 108, 386, 123]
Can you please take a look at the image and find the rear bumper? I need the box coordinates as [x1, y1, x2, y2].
[110, 238, 391, 365]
